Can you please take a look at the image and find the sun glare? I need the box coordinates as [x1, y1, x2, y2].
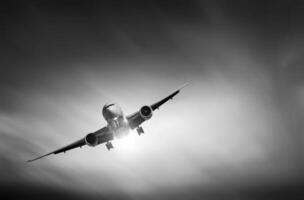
[113, 131, 142, 155]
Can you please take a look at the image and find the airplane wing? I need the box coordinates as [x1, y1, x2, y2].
[27, 126, 111, 162]
[127, 83, 188, 129]
[150, 83, 188, 111]
[27, 138, 86, 162]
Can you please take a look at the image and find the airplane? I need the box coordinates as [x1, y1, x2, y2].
[27, 83, 188, 162]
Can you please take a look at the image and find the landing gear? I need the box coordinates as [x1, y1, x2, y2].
[137, 126, 144, 135]
[106, 142, 113, 150]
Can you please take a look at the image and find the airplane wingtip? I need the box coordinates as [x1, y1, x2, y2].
[178, 82, 189, 91]
[27, 152, 53, 163]
[27, 157, 38, 162]
[27, 157, 41, 162]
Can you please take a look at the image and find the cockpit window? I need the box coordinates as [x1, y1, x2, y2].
[104, 103, 115, 109]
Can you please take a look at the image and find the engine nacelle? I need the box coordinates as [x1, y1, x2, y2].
[85, 133, 98, 146]
[139, 105, 153, 120]
[127, 105, 153, 129]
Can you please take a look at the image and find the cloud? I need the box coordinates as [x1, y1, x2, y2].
[1, 0, 304, 199]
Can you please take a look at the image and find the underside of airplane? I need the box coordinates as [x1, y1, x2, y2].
[28, 83, 188, 162]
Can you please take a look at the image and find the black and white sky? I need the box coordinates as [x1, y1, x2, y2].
[1, 0, 304, 199]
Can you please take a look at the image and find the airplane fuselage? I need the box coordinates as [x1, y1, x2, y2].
[102, 103, 129, 138]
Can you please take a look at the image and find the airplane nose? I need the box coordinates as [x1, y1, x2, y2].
[102, 103, 123, 121]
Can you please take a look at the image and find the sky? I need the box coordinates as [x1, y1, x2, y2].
[1, 0, 304, 199]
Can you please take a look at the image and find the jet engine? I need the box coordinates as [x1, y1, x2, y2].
[127, 105, 153, 129]
[139, 105, 153, 120]
[85, 133, 98, 146]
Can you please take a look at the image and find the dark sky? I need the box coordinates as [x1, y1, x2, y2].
[1, 0, 304, 199]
